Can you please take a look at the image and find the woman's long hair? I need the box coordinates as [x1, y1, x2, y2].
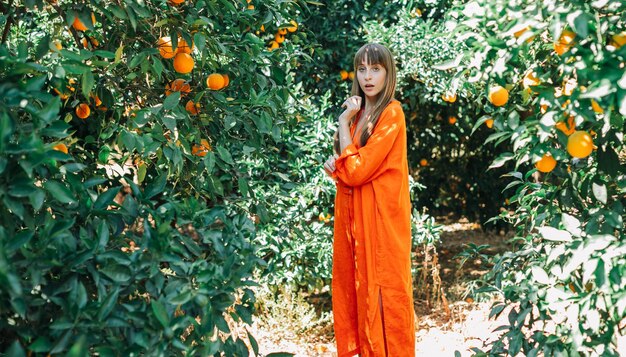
[334, 43, 397, 154]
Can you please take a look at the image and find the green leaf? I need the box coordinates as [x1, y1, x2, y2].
[5, 341, 26, 357]
[94, 186, 121, 210]
[66, 335, 88, 357]
[97, 220, 109, 250]
[531, 266, 550, 285]
[163, 91, 180, 110]
[217, 146, 234, 165]
[28, 337, 52, 352]
[567, 10, 590, 38]
[538, 226, 572, 242]
[151, 300, 170, 328]
[97, 288, 120, 321]
[82, 70, 95, 98]
[76, 282, 88, 309]
[100, 264, 131, 283]
[145, 174, 167, 199]
[597, 145, 620, 176]
[595, 259, 606, 288]
[592, 182, 607, 204]
[94, 50, 116, 59]
[43, 180, 77, 204]
[488, 152, 514, 169]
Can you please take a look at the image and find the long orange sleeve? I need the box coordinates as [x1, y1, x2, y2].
[332, 103, 403, 186]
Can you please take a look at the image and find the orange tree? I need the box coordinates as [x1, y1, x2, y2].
[446, 0, 625, 355]
[0, 0, 309, 354]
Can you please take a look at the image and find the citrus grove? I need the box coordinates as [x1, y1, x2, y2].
[1, 0, 625, 356]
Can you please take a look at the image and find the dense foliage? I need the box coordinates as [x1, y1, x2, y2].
[0, 0, 307, 354]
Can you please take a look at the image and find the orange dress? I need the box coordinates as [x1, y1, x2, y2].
[331, 99, 415, 357]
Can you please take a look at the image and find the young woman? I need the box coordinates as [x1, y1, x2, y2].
[323, 43, 415, 356]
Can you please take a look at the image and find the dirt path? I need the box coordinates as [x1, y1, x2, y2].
[251, 219, 515, 356]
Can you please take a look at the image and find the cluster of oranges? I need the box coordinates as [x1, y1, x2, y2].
[267, 20, 298, 51]
[339, 70, 355, 81]
[162, 77, 224, 156]
[157, 36, 195, 74]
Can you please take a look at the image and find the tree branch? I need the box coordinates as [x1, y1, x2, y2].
[1, 0, 14, 44]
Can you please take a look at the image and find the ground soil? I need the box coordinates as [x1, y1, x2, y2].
[250, 217, 516, 356]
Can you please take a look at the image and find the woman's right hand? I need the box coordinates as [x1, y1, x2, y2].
[323, 154, 339, 177]
[339, 96, 362, 123]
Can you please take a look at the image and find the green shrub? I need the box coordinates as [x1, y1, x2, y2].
[0, 0, 307, 354]
[446, 0, 626, 355]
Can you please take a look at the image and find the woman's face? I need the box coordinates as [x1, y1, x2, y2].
[357, 56, 387, 101]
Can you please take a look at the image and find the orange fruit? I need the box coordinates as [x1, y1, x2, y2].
[72, 13, 95, 32]
[176, 38, 193, 54]
[75, 103, 90, 119]
[535, 153, 557, 173]
[488, 85, 509, 107]
[185, 100, 200, 115]
[157, 37, 176, 59]
[92, 94, 102, 107]
[591, 99, 603, 114]
[165, 79, 191, 96]
[554, 29, 576, 55]
[448, 116, 457, 125]
[191, 139, 211, 157]
[555, 116, 576, 136]
[442, 92, 457, 103]
[268, 41, 279, 51]
[53, 143, 69, 154]
[278, 28, 287, 35]
[222, 74, 230, 87]
[72, 17, 88, 32]
[485, 118, 494, 128]
[53, 40, 62, 50]
[522, 71, 540, 88]
[274, 33, 285, 44]
[419, 159, 428, 167]
[287, 20, 298, 32]
[247, 4, 254, 10]
[339, 70, 348, 80]
[170, 0, 185, 4]
[206, 73, 225, 90]
[173, 53, 194, 74]
[348, 71, 355, 80]
[612, 31, 626, 48]
[567, 131, 593, 158]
